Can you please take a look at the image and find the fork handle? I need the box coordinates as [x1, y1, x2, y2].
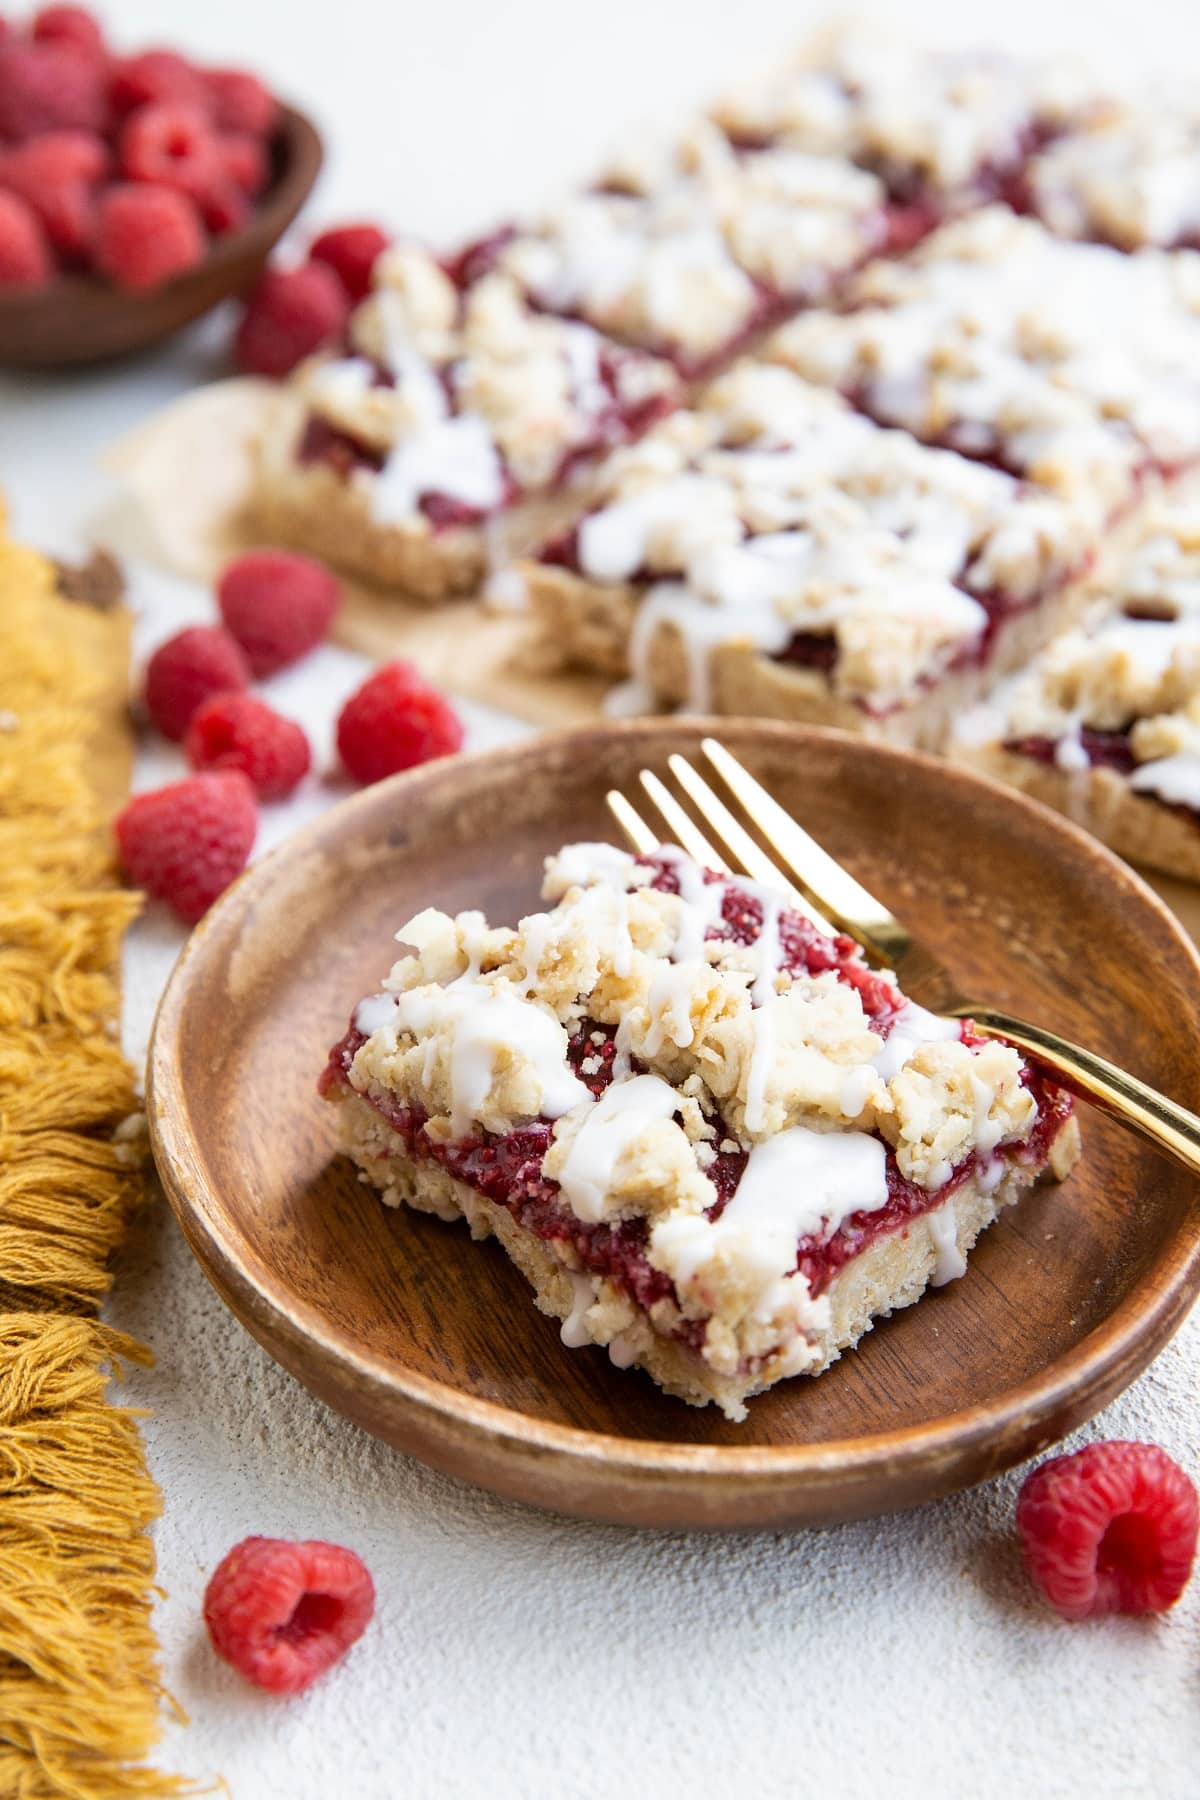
[959, 1007, 1200, 1178]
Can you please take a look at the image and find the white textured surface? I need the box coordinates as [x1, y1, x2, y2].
[2, 1, 1200, 1794]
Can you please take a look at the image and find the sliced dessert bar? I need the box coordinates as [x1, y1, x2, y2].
[520, 361, 1100, 745]
[709, 28, 1092, 237]
[320, 841, 1080, 1419]
[955, 495, 1200, 881]
[447, 122, 892, 378]
[251, 248, 681, 600]
[764, 208, 1200, 513]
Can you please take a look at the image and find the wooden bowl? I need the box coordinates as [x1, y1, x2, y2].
[147, 720, 1200, 1529]
[0, 105, 322, 368]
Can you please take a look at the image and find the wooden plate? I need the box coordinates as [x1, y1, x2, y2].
[147, 721, 1200, 1529]
[0, 106, 322, 368]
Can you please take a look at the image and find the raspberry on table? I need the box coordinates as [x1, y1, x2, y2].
[310, 222, 390, 302]
[115, 770, 257, 924]
[0, 41, 107, 140]
[118, 101, 222, 204]
[234, 262, 349, 378]
[108, 47, 208, 117]
[0, 188, 52, 285]
[94, 181, 206, 291]
[203, 1536, 375, 1695]
[204, 67, 278, 139]
[337, 660, 464, 786]
[144, 623, 250, 741]
[186, 693, 312, 800]
[1017, 1440, 1199, 1620]
[217, 548, 341, 676]
[31, 6, 107, 62]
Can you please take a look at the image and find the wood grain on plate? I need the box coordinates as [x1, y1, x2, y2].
[146, 721, 1200, 1529]
[0, 107, 322, 368]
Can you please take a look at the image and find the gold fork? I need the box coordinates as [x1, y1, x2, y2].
[606, 736, 1200, 1178]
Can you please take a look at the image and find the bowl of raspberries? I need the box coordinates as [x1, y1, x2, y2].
[0, 5, 323, 364]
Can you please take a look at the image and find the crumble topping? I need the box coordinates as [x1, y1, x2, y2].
[534, 360, 1089, 711]
[765, 209, 1200, 507]
[1029, 92, 1200, 250]
[710, 30, 1090, 195]
[294, 248, 678, 523]
[959, 498, 1200, 809]
[490, 122, 886, 366]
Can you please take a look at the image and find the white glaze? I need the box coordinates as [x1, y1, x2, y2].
[555, 1074, 682, 1223]
[927, 1200, 967, 1286]
[369, 415, 505, 527]
[1130, 752, 1200, 810]
[354, 993, 401, 1035]
[559, 1272, 596, 1349]
[872, 1003, 962, 1080]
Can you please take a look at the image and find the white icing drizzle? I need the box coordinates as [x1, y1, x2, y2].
[751, 892, 783, 1005]
[651, 1125, 888, 1297]
[927, 1200, 967, 1287]
[354, 993, 401, 1035]
[391, 981, 587, 1140]
[560, 1272, 596, 1349]
[743, 1004, 775, 1136]
[872, 1002, 961, 1081]
[555, 1074, 681, 1223]
[1129, 754, 1200, 810]
[369, 414, 504, 526]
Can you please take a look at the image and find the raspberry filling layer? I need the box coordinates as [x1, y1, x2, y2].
[322, 859, 1073, 1373]
[297, 349, 674, 529]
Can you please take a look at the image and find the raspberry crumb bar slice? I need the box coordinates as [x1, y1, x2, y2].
[955, 493, 1200, 882]
[320, 842, 1080, 1419]
[252, 247, 680, 601]
[520, 361, 1099, 746]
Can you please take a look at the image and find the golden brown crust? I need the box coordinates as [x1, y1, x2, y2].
[957, 745, 1200, 883]
[523, 562, 1098, 749]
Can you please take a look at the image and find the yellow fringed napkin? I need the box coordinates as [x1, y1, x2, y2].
[0, 516, 191, 1799]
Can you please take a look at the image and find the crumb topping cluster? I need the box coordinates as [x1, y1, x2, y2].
[1029, 90, 1200, 251]
[343, 843, 1038, 1361]
[709, 30, 1090, 196]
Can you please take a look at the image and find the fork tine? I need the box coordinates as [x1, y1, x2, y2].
[666, 754, 836, 937]
[638, 770, 730, 871]
[700, 738, 907, 964]
[605, 788, 659, 856]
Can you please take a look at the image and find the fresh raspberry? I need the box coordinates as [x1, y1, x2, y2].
[108, 48, 207, 117]
[219, 131, 268, 197]
[118, 102, 222, 202]
[1017, 1440, 1198, 1620]
[197, 178, 248, 237]
[0, 188, 51, 284]
[217, 549, 341, 676]
[186, 693, 311, 800]
[309, 222, 389, 303]
[32, 6, 106, 62]
[94, 182, 206, 291]
[204, 67, 278, 139]
[0, 131, 106, 257]
[204, 1536, 374, 1695]
[143, 624, 250, 741]
[115, 771, 257, 923]
[336, 660, 463, 785]
[0, 42, 106, 141]
[233, 262, 349, 378]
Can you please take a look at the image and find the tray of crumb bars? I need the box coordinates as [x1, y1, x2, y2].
[234, 24, 1200, 887]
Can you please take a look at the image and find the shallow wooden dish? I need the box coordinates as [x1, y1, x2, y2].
[148, 721, 1200, 1529]
[0, 105, 322, 368]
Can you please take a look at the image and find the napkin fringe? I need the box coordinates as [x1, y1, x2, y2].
[0, 524, 198, 1800]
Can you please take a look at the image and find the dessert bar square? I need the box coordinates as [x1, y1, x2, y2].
[520, 360, 1100, 745]
[321, 841, 1079, 1419]
[251, 248, 681, 600]
[955, 493, 1200, 881]
[764, 209, 1200, 514]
